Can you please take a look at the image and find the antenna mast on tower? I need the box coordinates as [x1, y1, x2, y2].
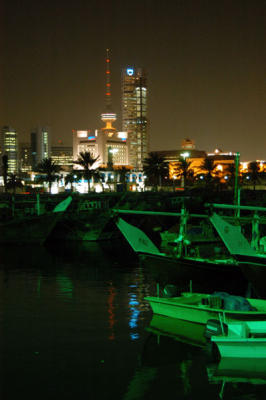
[105, 48, 112, 111]
[101, 48, 117, 128]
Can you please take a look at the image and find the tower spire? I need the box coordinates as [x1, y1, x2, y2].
[105, 48, 112, 111]
[101, 48, 117, 128]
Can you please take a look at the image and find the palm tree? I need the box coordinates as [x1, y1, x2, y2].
[6, 173, 24, 194]
[224, 163, 235, 188]
[143, 152, 169, 190]
[198, 158, 217, 186]
[248, 161, 261, 191]
[36, 158, 61, 193]
[116, 166, 131, 192]
[2, 155, 8, 193]
[73, 151, 99, 192]
[173, 157, 193, 189]
[224, 163, 243, 191]
[64, 170, 80, 192]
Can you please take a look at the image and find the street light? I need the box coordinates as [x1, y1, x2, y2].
[180, 152, 190, 159]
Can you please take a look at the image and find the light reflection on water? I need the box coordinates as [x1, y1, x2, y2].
[0, 242, 266, 399]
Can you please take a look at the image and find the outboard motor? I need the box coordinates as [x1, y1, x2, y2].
[163, 284, 178, 298]
[204, 319, 228, 339]
[204, 319, 228, 361]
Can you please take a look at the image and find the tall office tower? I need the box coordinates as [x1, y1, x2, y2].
[73, 50, 128, 167]
[121, 67, 148, 170]
[0, 126, 18, 173]
[19, 142, 32, 172]
[30, 127, 50, 170]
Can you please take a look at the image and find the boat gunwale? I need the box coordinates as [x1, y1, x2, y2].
[144, 295, 266, 315]
[212, 337, 266, 343]
[138, 251, 239, 269]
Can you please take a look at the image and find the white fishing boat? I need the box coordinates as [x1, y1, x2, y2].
[144, 291, 266, 324]
[211, 320, 266, 359]
[114, 203, 266, 296]
[115, 214, 241, 276]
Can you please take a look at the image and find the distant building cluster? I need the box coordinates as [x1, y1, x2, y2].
[0, 52, 149, 176]
[152, 139, 266, 182]
[0, 51, 265, 193]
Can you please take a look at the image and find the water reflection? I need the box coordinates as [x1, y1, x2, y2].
[123, 366, 157, 400]
[56, 274, 73, 299]
[207, 359, 266, 399]
[142, 316, 266, 399]
[107, 281, 116, 341]
[1, 242, 266, 399]
[127, 268, 152, 342]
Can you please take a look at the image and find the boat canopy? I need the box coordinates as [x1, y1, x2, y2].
[53, 196, 72, 213]
[209, 213, 257, 257]
[116, 217, 162, 255]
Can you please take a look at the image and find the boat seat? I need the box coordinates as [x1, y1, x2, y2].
[229, 322, 249, 338]
[178, 294, 206, 304]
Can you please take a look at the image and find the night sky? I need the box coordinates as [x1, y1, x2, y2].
[1, 0, 265, 161]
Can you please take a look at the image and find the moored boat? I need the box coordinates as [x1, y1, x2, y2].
[211, 320, 266, 359]
[114, 204, 266, 296]
[115, 214, 247, 291]
[0, 195, 72, 245]
[144, 291, 266, 324]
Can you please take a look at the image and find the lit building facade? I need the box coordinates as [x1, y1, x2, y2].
[153, 140, 237, 180]
[121, 67, 148, 170]
[31, 127, 51, 170]
[0, 126, 18, 173]
[72, 128, 128, 168]
[51, 145, 73, 170]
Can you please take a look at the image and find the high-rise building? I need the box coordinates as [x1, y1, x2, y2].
[73, 50, 128, 168]
[30, 127, 50, 170]
[19, 142, 32, 172]
[0, 126, 18, 173]
[121, 67, 148, 170]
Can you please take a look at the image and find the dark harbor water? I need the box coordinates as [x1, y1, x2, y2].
[1, 242, 266, 400]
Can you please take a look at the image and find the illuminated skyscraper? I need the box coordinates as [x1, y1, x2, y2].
[121, 67, 148, 170]
[19, 142, 32, 172]
[31, 127, 50, 170]
[0, 126, 18, 173]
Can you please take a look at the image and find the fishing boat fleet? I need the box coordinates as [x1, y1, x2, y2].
[113, 202, 266, 362]
[2, 194, 266, 362]
[114, 203, 266, 295]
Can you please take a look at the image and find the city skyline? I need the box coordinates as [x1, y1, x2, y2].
[1, 0, 265, 161]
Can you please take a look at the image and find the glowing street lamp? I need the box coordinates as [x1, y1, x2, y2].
[180, 152, 190, 159]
